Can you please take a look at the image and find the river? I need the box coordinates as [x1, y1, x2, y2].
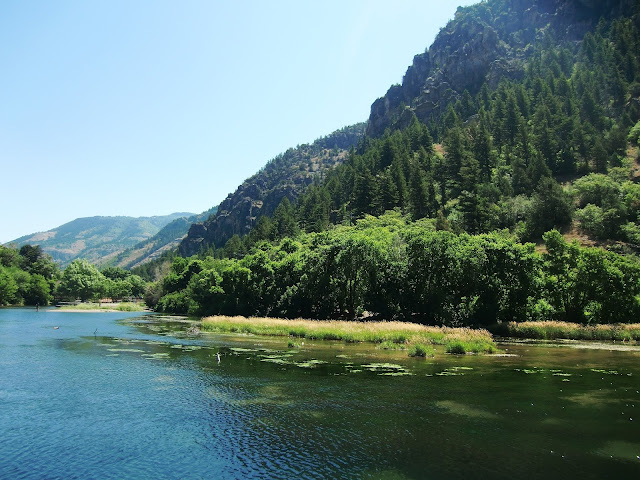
[0, 308, 639, 479]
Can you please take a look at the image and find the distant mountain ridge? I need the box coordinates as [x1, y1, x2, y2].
[112, 206, 218, 269]
[7, 213, 192, 267]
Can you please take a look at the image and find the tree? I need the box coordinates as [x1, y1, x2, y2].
[57, 259, 106, 301]
[542, 230, 640, 323]
[525, 177, 573, 239]
[19, 245, 44, 269]
[23, 274, 52, 305]
[101, 266, 130, 281]
[0, 267, 18, 305]
[273, 197, 300, 239]
[127, 275, 146, 297]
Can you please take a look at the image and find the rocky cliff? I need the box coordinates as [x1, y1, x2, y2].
[178, 124, 365, 256]
[367, 0, 636, 137]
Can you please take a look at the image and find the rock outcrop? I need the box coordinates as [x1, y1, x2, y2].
[178, 124, 365, 256]
[367, 0, 636, 137]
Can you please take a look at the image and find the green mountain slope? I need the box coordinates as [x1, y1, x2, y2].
[148, 0, 640, 325]
[178, 124, 365, 256]
[112, 207, 218, 269]
[8, 213, 193, 267]
[286, 0, 640, 244]
[367, 0, 636, 136]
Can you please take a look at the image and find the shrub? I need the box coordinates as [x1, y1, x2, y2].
[408, 343, 434, 357]
[445, 342, 467, 354]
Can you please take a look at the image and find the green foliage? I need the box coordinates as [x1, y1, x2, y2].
[445, 342, 467, 355]
[143, 282, 164, 309]
[0, 244, 59, 306]
[541, 230, 640, 324]
[0, 267, 19, 306]
[155, 291, 194, 315]
[154, 215, 640, 326]
[628, 121, 640, 145]
[408, 343, 434, 357]
[524, 178, 573, 240]
[57, 259, 105, 302]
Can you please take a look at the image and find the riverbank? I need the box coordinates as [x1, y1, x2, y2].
[201, 315, 497, 354]
[56, 302, 148, 313]
[492, 320, 640, 341]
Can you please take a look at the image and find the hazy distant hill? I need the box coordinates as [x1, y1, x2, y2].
[7, 213, 193, 267]
[112, 206, 218, 269]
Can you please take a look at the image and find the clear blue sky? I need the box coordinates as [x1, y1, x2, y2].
[0, 0, 476, 243]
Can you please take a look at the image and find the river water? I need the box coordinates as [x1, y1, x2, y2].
[1, 308, 639, 479]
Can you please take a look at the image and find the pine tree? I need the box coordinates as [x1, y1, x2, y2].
[273, 197, 300, 239]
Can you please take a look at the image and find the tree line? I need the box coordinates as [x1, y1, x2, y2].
[150, 213, 640, 326]
[0, 244, 146, 306]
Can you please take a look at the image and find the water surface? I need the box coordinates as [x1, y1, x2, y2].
[1, 308, 639, 479]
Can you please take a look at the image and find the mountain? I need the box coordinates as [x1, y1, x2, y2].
[111, 207, 218, 269]
[176, 0, 640, 261]
[284, 0, 640, 240]
[178, 124, 365, 256]
[149, 0, 640, 326]
[7, 213, 193, 267]
[368, 0, 636, 137]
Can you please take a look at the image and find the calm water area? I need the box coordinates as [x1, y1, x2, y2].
[1, 308, 639, 479]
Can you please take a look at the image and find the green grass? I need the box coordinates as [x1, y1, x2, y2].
[495, 321, 640, 341]
[201, 315, 497, 354]
[376, 340, 407, 351]
[445, 339, 497, 354]
[408, 343, 435, 357]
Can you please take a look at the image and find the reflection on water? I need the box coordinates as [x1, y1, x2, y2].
[1, 308, 639, 479]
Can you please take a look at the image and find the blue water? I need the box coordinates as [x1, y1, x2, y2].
[1, 308, 639, 479]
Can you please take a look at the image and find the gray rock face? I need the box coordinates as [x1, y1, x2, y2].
[366, 0, 635, 137]
[178, 124, 365, 256]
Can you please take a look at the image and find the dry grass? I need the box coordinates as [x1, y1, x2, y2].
[57, 302, 146, 312]
[500, 321, 640, 341]
[201, 315, 497, 354]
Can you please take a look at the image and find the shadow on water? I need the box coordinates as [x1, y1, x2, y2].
[1, 310, 639, 479]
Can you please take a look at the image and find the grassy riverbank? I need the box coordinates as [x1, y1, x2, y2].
[57, 302, 147, 312]
[493, 321, 640, 341]
[201, 315, 497, 354]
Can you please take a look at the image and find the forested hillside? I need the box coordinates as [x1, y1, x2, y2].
[112, 206, 218, 270]
[150, 0, 640, 326]
[178, 124, 365, 256]
[284, 0, 640, 244]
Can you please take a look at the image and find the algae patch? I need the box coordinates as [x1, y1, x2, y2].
[435, 400, 499, 419]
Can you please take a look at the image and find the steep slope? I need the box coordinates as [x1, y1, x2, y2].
[150, 0, 640, 325]
[112, 207, 218, 269]
[8, 213, 192, 267]
[179, 124, 365, 255]
[367, 0, 637, 137]
[261, 0, 640, 248]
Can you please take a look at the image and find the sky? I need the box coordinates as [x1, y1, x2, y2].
[0, 0, 476, 243]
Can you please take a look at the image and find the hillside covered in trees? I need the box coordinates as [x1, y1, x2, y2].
[178, 124, 366, 257]
[146, 0, 640, 326]
[112, 206, 218, 270]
